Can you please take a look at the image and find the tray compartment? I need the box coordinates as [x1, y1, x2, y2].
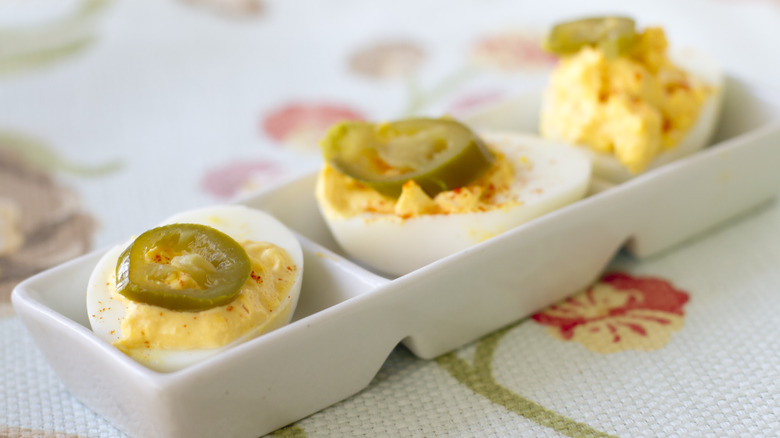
[12, 238, 389, 438]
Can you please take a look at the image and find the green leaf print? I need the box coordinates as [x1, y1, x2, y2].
[436, 320, 617, 438]
[270, 423, 306, 437]
[0, 0, 110, 77]
[0, 132, 121, 177]
[400, 65, 477, 117]
[0, 37, 95, 76]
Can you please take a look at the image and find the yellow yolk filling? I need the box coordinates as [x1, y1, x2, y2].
[317, 150, 518, 218]
[112, 241, 298, 353]
[540, 27, 711, 173]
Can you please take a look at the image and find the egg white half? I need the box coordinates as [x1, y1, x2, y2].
[316, 132, 591, 277]
[87, 205, 304, 372]
[541, 49, 725, 185]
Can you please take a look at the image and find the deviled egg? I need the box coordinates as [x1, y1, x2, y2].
[87, 205, 303, 372]
[540, 16, 724, 183]
[315, 118, 591, 277]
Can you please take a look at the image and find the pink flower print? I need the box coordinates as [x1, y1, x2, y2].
[348, 40, 427, 80]
[470, 31, 557, 72]
[532, 272, 690, 353]
[445, 90, 507, 118]
[262, 103, 365, 152]
[200, 160, 294, 200]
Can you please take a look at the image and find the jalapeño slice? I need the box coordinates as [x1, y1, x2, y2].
[543, 16, 637, 58]
[116, 223, 251, 311]
[321, 118, 495, 198]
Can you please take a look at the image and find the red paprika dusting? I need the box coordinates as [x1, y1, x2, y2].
[250, 271, 263, 284]
[662, 117, 673, 132]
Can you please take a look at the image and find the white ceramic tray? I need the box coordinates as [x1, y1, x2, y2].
[12, 75, 780, 438]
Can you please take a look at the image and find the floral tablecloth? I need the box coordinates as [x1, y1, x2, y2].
[2, 0, 780, 437]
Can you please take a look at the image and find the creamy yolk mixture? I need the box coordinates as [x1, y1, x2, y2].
[540, 27, 711, 173]
[317, 150, 519, 218]
[112, 241, 298, 353]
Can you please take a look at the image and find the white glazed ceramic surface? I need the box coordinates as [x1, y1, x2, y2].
[11, 75, 780, 438]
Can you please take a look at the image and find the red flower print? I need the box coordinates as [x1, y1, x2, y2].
[200, 160, 293, 200]
[262, 103, 365, 152]
[470, 31, 557, 72]
[532, 272, 690, 353]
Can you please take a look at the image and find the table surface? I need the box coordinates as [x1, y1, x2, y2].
[2, 0, 780, 437]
